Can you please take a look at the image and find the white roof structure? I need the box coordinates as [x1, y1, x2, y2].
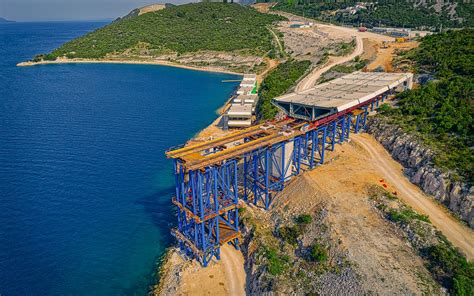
[273, 71, 413, 121]
[227, 120, 252, 128]
[237, 86, 255, 95]
[243, 74, 257, 80]
[233, 95, 257, 105]
[227, 104, 252, 117]
[240, 80, 256, 87]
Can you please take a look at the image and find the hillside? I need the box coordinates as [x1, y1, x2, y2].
[35, 3, 284, 61]
[379, 29, 473, 185]
[268, 0, 474, 29]
[0, 17, 15, 23]
[118, 3, 174, 21]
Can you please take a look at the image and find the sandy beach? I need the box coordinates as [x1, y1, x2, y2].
[16, 58, 244, 76]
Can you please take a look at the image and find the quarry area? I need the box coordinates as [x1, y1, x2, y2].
[155, 7, 473, 296]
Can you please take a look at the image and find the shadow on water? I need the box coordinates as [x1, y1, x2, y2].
[136, 187, 176, 241]
[124, 187, 176, 295]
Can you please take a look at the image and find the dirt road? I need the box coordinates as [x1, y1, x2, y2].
[159, 245, 245, 296]
[268, 27, 284, 56]
[290, 18, 392, 91]
[220, 245, 246, 296]
[353, 134, 474, 260]
[296, 35, 363, 91]
[273, 137, 442, 294]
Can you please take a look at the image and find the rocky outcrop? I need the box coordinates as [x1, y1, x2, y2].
[366, 117, 474, 228]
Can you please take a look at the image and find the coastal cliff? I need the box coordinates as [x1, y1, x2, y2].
[366, 117, 474, 228]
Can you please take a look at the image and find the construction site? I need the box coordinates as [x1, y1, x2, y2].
[165, 71, 414, 267]
[225, 74, 258, 128]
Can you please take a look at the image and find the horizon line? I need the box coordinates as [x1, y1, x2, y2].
[2, 18, 115, 23]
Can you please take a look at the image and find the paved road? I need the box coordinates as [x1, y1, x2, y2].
[353, 134, 474, 260]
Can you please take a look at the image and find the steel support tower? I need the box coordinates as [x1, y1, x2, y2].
[168, 104, 373, 266]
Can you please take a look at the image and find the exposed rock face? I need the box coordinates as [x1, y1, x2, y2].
[366, 117, 473, 228]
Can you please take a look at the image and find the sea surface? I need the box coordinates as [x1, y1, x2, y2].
[0, 21, 240, 295]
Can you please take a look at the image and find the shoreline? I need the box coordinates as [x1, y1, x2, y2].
[17, 58, 244, 76]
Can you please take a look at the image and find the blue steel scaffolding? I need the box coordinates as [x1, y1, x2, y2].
[172, 159, 240, 267]
[170, 105, 371, 266]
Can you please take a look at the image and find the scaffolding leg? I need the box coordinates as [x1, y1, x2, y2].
[331, 121, 337, 151]
[319, 127, 327, 164]
[361, 106, 368, 130]
[345, 114, 351, 140]
[310, 130, 316, 169]
[264, 148, 270, 210]
[355, 113, 361, 133]
[339, 117, 345, 143]
[293, 137, 302, 175]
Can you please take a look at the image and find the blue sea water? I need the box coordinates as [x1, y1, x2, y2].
[0, 22, 240, 295]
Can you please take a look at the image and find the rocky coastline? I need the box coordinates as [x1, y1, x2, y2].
[366, 116, 473, 228]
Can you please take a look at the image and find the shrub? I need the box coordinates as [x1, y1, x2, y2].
[32, 54, 44, 62]
[278, 225, 301, 246]
[388, 207, 430, 225]
[43, 54, 56, 61]
[377, 103, 394, 114]
[257, 59, 311, 119]
[425, 243, 474, 295]
[384, 192, 398, 200]
[295, 214, 312, 225]
[265, 247, 290, 275]
[309, 242, 328, 263]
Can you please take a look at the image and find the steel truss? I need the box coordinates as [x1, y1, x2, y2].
[171, 110, 369, 266]
[172, 159, 240, 267]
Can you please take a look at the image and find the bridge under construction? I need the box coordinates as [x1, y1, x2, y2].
[165, 71, 413, 267]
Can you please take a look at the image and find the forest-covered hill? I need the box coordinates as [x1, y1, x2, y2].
[381, 29, 473, 185]
[267, 0, 474, 29]
[36, 3, 284, 61]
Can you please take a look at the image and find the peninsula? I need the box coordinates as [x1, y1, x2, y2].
[18, 3, 284, 74]
[0, 17, 15, 23]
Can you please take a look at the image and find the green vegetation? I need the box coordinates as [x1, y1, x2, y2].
[334, 40, 355, 56]
[380, 29, 473, 185]
[425, 243, 474, 295]
[295, 214, 312, 225]
[388, 207, 431, 225]
[257, 59, 311, 119]
[309, 242, 328, 263]
[371, 189, 431, 224]
[267, 0, 474, 29]
[369, 185, 473, 295]
[278, 213, 313, 245]
[278, 225, 301, 245]
[330, 59, 366, 73]
[264, 247, 291, 275]
[37, 3, 284, 60]
[317, 56, 367, 84]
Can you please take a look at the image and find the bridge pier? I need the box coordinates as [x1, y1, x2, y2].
[172, 159, 240, 267]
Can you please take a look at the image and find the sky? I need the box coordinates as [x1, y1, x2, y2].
[0, 0, 195, 21]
